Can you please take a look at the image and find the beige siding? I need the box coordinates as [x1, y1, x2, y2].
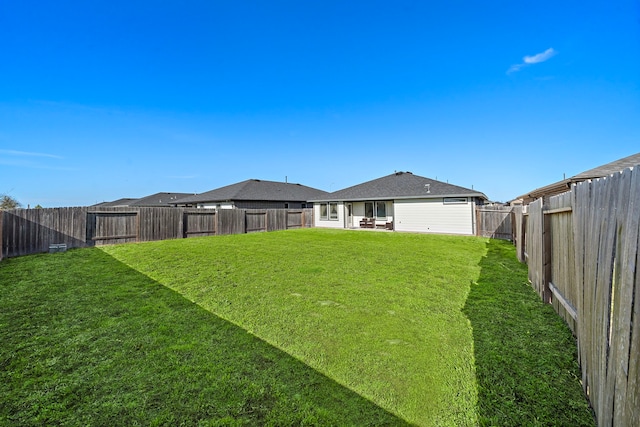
[394, 198, 473, 235]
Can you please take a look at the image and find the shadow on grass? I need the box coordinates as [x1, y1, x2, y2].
[463, 239, 595, 426]
[0, 249, 410, 426]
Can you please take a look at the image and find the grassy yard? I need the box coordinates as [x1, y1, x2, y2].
[0, 229, 594, 426]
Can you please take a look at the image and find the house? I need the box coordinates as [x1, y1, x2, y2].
[513, 152, 640, 205]
[128, 192, 194, 207]
[93, 193, 194, 208]
[309, 171, 488, 235]
[92, 198, 137, 207]
[173, 179, 329, 209]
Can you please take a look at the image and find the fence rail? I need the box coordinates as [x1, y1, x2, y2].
[513, 166, 640, 426]
[1, 207, 313, 260]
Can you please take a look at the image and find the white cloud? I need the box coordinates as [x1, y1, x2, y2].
[0, 149, 63, 159]
[507, 48, 557, 74]
[507, 64, 524, 74]
[523, 48, 557, 64]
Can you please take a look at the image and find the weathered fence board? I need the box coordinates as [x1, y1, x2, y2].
[184, 210, 217, 237]
[217, 209, 246, 235]
[548, 191, 577, 332]
[1, 207, 313, 258]
[522, 165, 640, 426]
[1, 207, 88, 257]
[526, 199, 544, 298]
[287, 210, 304, 229]
[88, 211, 138, 245]
[475, 206, 513, 240]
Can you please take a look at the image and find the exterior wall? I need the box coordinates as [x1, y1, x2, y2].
[196, 201, 312, 209]
[197, 202, 233, 209]
[394, 198, 474, 235]
[352, 201, 393, 227]
[314, 201, 345, 229]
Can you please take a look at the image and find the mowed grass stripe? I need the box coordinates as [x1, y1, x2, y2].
[101, 229, 487, 425]
[0, 246, 407, 426]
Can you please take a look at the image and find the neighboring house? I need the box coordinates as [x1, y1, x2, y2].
[309, 171, 488, 235]
[128, 192, 194, 207]
[92, 193, 194, 208]
[173, 179, 329, 209]
[513, 152, 640, 205]
[91, 198, 138, 207]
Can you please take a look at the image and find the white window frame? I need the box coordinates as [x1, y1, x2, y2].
[443, 197, 468, 204]
[320, 204, 328, 220]
[329, 202, 339, 220]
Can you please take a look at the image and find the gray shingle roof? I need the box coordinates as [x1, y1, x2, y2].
[91, 198, 138, 207]
[174, 179, 329, 204]
[129, 192, 195, 207]
[572, 152, 640, 180]
[515, 152, 640, 203]
[309, 172, 487, 202]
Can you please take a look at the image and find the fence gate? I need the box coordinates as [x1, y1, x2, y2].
[86, 211, 139, 246]
[183, 211, 217, 237]
[475, 207, 513, 240]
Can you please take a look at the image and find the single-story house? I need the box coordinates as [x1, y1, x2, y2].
[129, 192, 195, 207]
[93, 192, 194, 208]
[512, 152, 640, 205]
[92, 198, 138, 207]
[308, 171, 488, 235]
[173, 179, 329, 209]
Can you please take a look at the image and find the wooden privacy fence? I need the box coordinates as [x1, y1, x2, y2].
[0, 207, 313, 260]
[513, 167, 640, 426]
[475, 206, 513, 240]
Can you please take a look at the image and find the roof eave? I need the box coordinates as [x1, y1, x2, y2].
[309, 193, 487, 202]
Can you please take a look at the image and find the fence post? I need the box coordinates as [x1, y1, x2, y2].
[542, 205, 553, 303]
[0, 210, 3, 261]
[513, 206, 525, 262]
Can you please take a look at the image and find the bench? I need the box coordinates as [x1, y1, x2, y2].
[359, 218, 375, 228]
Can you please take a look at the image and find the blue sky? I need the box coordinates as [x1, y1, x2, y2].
[1, 0, 639, 207]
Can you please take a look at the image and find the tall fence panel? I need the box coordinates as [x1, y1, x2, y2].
[547, 192, 577, 333]
[1, 207, 314, 258]
[512, 205, 526, 262]
[267, 209, 288, 231]
[87, 210, 138, 246]
[245, 210, 267, 233]
[572, 168, 639, 426]
[184, 210, 217, 237]
[526, 198, 545, 300]
[519, 166, 640, 426]
[475, 206, 513, 240]
[2, 207, 88, 257]
[138, 207, 184, 242]
[287, 210, 304, 229]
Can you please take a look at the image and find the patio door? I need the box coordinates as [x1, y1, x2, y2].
[345, 203, 353, 228]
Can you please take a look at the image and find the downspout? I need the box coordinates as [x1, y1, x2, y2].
[471, 198, 477, 235]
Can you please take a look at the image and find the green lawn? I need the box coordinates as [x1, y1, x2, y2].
[0, 229, 594, 426]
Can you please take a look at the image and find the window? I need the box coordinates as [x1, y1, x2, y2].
[329, 202, 338, 220]
[284, 203, 290, 209]
[320, 203, 328, 220]
[365, 202, 374, 218]
[376, 202, 386, 219]
[443, 197, 468, 204]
